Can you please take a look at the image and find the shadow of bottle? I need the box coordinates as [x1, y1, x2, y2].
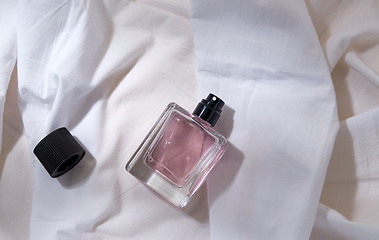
[189, 104, 244, 211]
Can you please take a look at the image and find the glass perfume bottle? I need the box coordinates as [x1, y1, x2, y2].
[126, 93, 228, 208]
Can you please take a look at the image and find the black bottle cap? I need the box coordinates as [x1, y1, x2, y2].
[193, 93, 225, 126]
[33, 127, 86, 178]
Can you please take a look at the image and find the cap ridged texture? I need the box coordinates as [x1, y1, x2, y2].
[193, 93, 225, 126]
[33, 127, 86, 178]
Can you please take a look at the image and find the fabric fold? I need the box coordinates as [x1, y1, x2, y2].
[1, 0, 379, 239]
[190, 0, 339, 239]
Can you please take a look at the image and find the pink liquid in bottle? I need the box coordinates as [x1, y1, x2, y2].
[145, 112, 215, 187]
[126, 93, 227, 207]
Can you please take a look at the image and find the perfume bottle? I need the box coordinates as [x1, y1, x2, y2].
[126, 93, 228, 208]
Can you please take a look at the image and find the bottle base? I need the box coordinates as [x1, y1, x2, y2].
[127, 156, 193, 208]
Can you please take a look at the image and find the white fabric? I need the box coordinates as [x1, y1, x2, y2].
[308, 0, 379, 238]
[190, 0, 338, 239]
[16, 1, 208, 239]
[0, 0, 17, 152]
[311, 203, 379, 240]
[0, 0, 379, 239]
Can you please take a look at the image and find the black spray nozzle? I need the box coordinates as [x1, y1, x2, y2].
[192, 93, 225, 127]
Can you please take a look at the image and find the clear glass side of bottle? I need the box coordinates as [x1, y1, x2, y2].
[126, 102, 227, 208]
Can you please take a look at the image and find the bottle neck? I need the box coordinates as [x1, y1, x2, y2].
[193, 115, 212, 128]
[192, 94, 224, 126]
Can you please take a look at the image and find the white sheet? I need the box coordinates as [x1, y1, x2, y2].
[0, 0, 378, 239]
[190, 0, 339, 239]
